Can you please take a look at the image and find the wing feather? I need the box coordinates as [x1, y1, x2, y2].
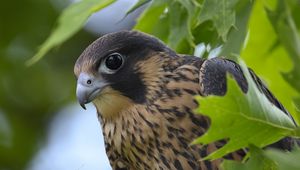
[198, 57, 299, 150]
[199, 58, 295, 122]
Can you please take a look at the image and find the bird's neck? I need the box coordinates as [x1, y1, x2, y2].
[100, 104, 162, 158]
[92, 87, 134, 119]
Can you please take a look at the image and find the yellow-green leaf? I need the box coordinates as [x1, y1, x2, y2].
[266, 0, 300, 113]
[241, 0, 300, 123]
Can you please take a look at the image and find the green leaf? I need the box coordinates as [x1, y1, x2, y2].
[283, 67, 300, 94]
[27, 0, 116, 65]
[173, 0, 200, 30]
[193, 59, 299, 160]
[241, 0, 300, 123]
[266, 0, 300, 94]
[295, 98, 300, 112]
[294, 98, 300, 129]
[135, 0, 199, 52]
[223, 146, 300, 170]
[220, 0, 254, 60]
[126, 0, 150, 15]
[134, 0, 169, 40]
[198, 0, 240, 41]
[264, 147, 300, 170]
[168, 0, 199, 51]
[167, 1, 194, 50]
[222, 145, 276, 170]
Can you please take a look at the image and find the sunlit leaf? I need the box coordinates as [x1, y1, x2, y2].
[241, 0, 300, 123]
[266, 0, 300, 94]
[27, 0, 116, 65]
[193, 59, 299, 160]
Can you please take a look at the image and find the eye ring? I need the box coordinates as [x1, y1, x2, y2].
[99, 53, 125, 74]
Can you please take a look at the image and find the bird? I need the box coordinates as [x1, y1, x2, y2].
[74, 30, 297, 170]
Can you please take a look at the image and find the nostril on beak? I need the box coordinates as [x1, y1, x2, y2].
[87, 79, 92, 85]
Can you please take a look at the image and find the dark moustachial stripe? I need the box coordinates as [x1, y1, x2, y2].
[106, 66, 147, 104]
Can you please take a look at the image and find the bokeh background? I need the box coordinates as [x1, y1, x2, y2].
[0, 0, 144, 169]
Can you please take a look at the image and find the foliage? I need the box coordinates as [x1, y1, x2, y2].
[193, 60, 300, 160]
[264, 146, 300, 170]
[241, 0, 300, 122]
[223, 146, 300, 170]
[266, 0, 300, 93]
[26, 0, 300, 169]
[222, 146, 277, 170]
[198, 0, 239, 41]
[26, 0, 116, 66]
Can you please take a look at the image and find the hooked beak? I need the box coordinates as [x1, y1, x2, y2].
[76, 73, 107, 110]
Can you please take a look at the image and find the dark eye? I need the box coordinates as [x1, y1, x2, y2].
[105, 53, 124, 70]
[99, 53, 125, 74]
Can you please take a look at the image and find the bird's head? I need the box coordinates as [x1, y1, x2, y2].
[74, 30, 175, 118]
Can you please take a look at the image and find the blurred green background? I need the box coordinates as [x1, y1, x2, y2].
[0, 0, 92, 169]
[0, 0, 141, 169]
